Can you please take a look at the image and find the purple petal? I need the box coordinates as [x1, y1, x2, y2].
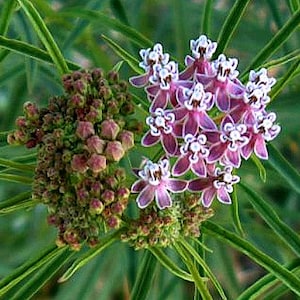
[131, 179, 147, 193]
[184, 115, 198, 136]
[150, 91, 168, 112]
[141, 131, 160, 147]
[196, 74, 213, 86]
[179, 64, 195, 80]
[207, 143, 226, 163]
[216, 89, 230, 112]
[172, 155, 190, 176]
[204, 131, 220, 143]
[188, 178, 211, 192]
[191, 158, 207, 177]
[241, 138, 254, 159]
[254, 135, 268, 159]
[136, 185, 155, 208]
[217, 187, 232, 204]
[244, 111, 256, 126]
[129, 73, 149, 87]
[173, 107, 188, 121]
[145, 84, 160, 96]
[155, 187, 172, 209]
[228, 81, 245, 98]
[201, 188, 216, 207]
[226, 149, 241, 168]
[220, 114, 234, 131]
[166, 179, 187, 192]
[173, 123, 183, 137]
[185, 55, 195, 66]
[162, 133, 178, 156]
[198, 111, 217, 130]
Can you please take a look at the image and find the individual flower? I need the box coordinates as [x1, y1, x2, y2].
[180, 35, 217, 80]
[142, 108, 179, 156]
[242, 110, 281, 159]
[129, 43, 170, 87]
[197, 54, 244, 111]
[175, 82, 216, 135]
[188, 165, 240, 207]
[206, 115, 249, 167]
[131, 158, 187, 209]
[248, 68, 276, 92]
[172, 133, 209, 177]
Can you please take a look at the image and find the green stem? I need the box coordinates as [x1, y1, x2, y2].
[0, 158, 35, 172]
[0, 173, 32, 184]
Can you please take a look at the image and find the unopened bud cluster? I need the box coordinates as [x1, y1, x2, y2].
[8, 69, 136, 250]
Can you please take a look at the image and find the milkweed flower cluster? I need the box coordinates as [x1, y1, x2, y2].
[8, 69, 137, 250]
[130, 35, 280, 211]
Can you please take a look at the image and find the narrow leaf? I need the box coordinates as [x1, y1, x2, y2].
[110, 0, 130, 26]
[148, 247, 193, 282]
[0, 157, 35, 172]
[241, 9, 300, 77]
[0, 35, 79, 70]
[0, 199, 38, 215]
[262, 49, 300, 69]
[17, 0, 69, 74]
[240, 183, 300, 256]
[267, 143, 300, 194]
[0, 1, 17, 35]
[202, 0, 213, 35]
[231, 184, 245, 236]
[59, 231, 119, 282]
[251, 154, 267, 182]
[0, 191, 32, 210]
[202, 222, 300, 296]
[0, 174, 32, 184]
[215, 0, 251, 57]
[288, 0, 300, 13]
[101, 34, 141, 74]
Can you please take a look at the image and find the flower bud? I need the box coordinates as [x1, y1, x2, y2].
[89, 198, 104, 215]
[105, 141, 125, 162]
[23, 101, 39, 120]
[76, 121, 95, 140]
[86, 136, 105, 154]
[102, 189, 115, 204]
[118, 130, 134, 151]
[87, 154, 107, 173]
[71, 154, 88, 173]
[106, 215, 121, 229]
[100, 119, 120, 140]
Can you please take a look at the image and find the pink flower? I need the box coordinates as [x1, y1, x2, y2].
[180, 35, 217, 80]
[242, 110, 280, 159]
[206, 115, 249, 168]
[142, 108, 179, 156]
[188, 165, 240, 207]
[131, 158, 187, 209]
[175, 82, 216, 135]
[172, 133, 209, 177]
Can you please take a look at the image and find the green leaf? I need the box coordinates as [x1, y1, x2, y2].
[0, 173, 32, 184]
[130, 250, 157, 300]
[17, 0, 69, 75]
[288, 0, 300, 13]
[202, 0, 213, 35]
[240, 183, 300, 256]
[0, 157, 35, 172]
[267, 143, 300, 194]
[241, 9, 300, 77]
[0, 191, 32, 210]
[59, 231, 119, 282]
[8, 249, 74, 300]
[270, 59, 300, 100]
[148, 247, 193, 282]
[250, 154, 267, 182]
[202, 221, 300, 297]
[0, 35, 80, 70]
[215, 0, 251, 57]
[231, 184, 245, 236]
[110, 0, 130, 26]
[0, 198, 38, 215]
[261, 49, 300, 69]
[101, 34, 141, 74]
[179, 238, 227, 300]
[0, 1, 17, 35]
[238, 259, 300, 300]
[174, 242, 213, 300]
[0, 246, 68, 296]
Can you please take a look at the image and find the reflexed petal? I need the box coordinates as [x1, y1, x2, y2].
[204, 131, 220, 143]
[217, 187, 232, 204]
[196, 74, 213, 86]
[254, 135, 268, 159]
[136, 185, 155, 208]
[191, 158, 207, 177]
[173, 122, 183, 137]
[173, 107, 188, 121]
[241, 138, 254, 159]
[150, 91, 168, 112]
[184, 115, 198, 136]
[142, 131, 160, 147]
[162, 133, 178, 156]
[226, 149, 241, 168]
[131, 179, 147, 193]
[201, 188, 216, 207]
[179, 64, 195, 80]
[185, 55, 195, 67]
[220, 114, 234, 131]
[146, 84, 160, 96]
[166, 179, 187, 192]
[188, 178, 211, 192]
[228, 81, 245, 98]
[216, 89, 230, 112]
[155, 187, 172, 209]
[172, 155, 190, 176]
[129, 73, 149, 87]
[198, 111, 217, 130]
[207, 143, 226, 163]
[244, 111, 256, 126]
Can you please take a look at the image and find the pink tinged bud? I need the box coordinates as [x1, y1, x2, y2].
[71, 94, 85, 108]
[100, 119, 120, 140]
[7, 133, 17, 145]
[105, 141, 125, 161]
[76, 121, 95, 140]
[23, 101, 39, 120]
[106, 215, 121, 229]
[111, 202, 124, 214]
[116, 187, 130, 201]
[86, 136, 105, 154]
[87, 154, 107, 173]
[118, 130, 134, 151]
[102, 190, 115, 204]
[71, 154, 88, 173]
[89, 198, 104, 214]
[16, 116, 27, 127]
[105, 176, 118, 189]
